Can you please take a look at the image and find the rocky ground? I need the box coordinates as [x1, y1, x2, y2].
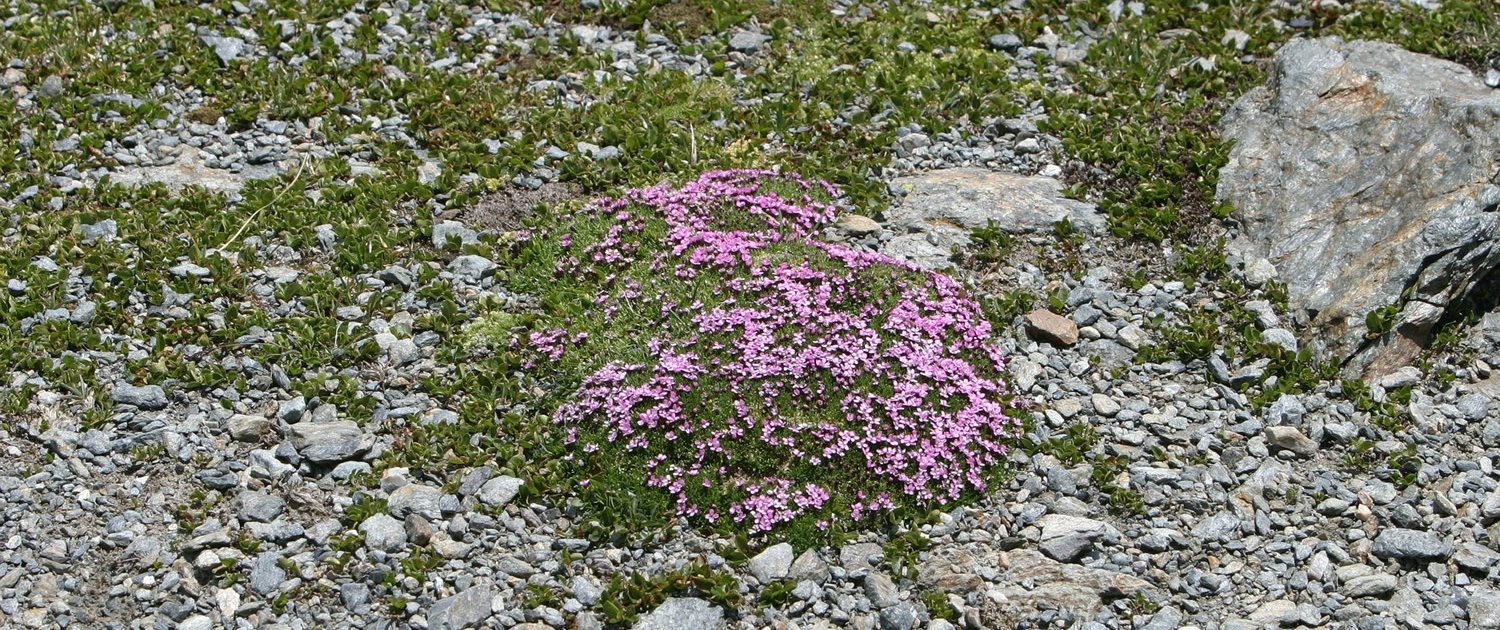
[3, 1, 1500, 630]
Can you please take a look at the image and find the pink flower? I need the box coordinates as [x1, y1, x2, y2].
[540, 170, 1020, 533]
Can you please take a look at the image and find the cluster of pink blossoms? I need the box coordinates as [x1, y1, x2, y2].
[545, 170, 1023, 534]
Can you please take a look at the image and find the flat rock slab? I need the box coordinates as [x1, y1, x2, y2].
[288, 421, 369, 463]
[982, 549, 1158, 626]
[887, 168, 1104, 235]
[108, 150, 280, 194]
[1371, 527, 1452, 561]
[1217, 36, 1500, 379]
[427, 585, 493, 630]
[633, 597, 724, 630]
[880, 168, 1103, 268]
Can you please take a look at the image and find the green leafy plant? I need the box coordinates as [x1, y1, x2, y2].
[343, 495, 389, 526]
[968, 220, 1015, 265]
[1035, 423, 1100, 467]
[924, 590, 959, 621]
[1342, 438, 1379, 473]
[757, 581, 798, 609]
[1091, 455, 1145, 515]
[982, 290, 1036, 326]
[884, 529, 932, 580]
[523, 583, 563, 609]
[599, 560, 741, 625]
[1365, 303, 1401, 338]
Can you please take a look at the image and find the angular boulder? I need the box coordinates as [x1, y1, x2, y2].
[1217, 37, 1500, 379]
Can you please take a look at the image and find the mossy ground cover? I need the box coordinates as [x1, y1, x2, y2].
[2, 0, 1496, 559]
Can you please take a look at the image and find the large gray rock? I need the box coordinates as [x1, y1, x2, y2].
[879, 233, 955, 270]
[747, 543, 794, 583]
[1036, 514, 1120, 563]
[387, 483, 444, 520]
[359, 514, 408, 552]
[1218, 37, 1500, 379]
[200, 34, 246, 64]
[111, 384, 168, 410]
[840, 542, 885, 573]
[880, 168, 1103, 268]
[1371, 527, 1452, 561]
[428, 585, 493, 630]
[863, 573, 901, 608]
[288, 421, 369, 463]
[916, 547, 986, 593]
[788, 549, 830, 583]
[236, 491, 285, 523]
[1471, 589, 1500, 630]
[632, 597, 724, 630]
[248, 552, 285, 596]
[477, 475, 523, 506]
[1263, 426, 1318, 458]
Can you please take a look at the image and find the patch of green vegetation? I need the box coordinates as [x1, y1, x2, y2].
[329, 533, 364, 555]
[523, 583, 564, 609]
[213, 558, 245, 588]
[923, 590, 959, 622]
[400, 547, 444, 583]
[757, 580, 798, 609]
[980, 289, 1037, 327]
[237, 533, 263, 555]
[1125, 592, 1161, 618]
[1386, 445, 1422, 488]
[1340, 379, 1410, 433]
[1034, 422, 1100, 467]
[1323, 0, 1500, 70]
[1418, 310, 1485, 387]
[966, 220, 1015, 266]
[599, 560, 741, 626]
[1139, 289, 1339, 409]
[129, 442, 167, 463]
[1174, 239, 1229, 291]
[1023, 419, 1143, 512]
[1365, 303, 1401, 338]
[1342, 437, 1378, 473]
[1044, 218, 1088, 274]
[343, 495, 388, 526]
[387, 595, 410, 616]
[883, 528, 932, 581]
[171, 490, 218, 534]
[1091, 455, 1145, 515]
[1016, 0, 1271, 242]
[1145, 310, 1221, 363]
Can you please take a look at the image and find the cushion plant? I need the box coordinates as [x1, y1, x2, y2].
[507, 170, 1023, 537]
